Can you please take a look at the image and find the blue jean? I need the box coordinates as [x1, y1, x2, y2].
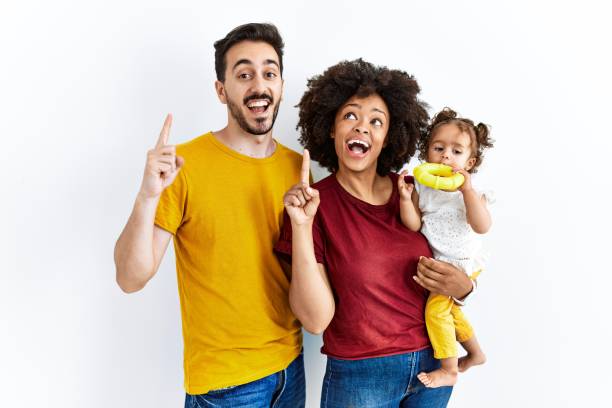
[321, 347, 452, 408]
[184, 352, 305, 408]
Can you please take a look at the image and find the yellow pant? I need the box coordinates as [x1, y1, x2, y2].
[425, 271, 480, 360]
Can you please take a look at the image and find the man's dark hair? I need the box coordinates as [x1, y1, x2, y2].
[214, 23, 284, 82]
[297, 59, 429, 175]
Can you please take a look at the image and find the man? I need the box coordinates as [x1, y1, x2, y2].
[114, 23, 305, 407]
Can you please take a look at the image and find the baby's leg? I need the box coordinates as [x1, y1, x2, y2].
[452, 301, 486, 372]
[417, 357, 458, 388]
[458, 335, 486, 372]
[419, 294, 459, 388]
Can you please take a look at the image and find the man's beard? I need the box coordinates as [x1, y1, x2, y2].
[227, 94, 280, 136]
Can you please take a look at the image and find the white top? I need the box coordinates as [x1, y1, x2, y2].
[415, 181, 494, 274]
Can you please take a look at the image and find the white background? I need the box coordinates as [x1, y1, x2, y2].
[1, 0, 610, 407]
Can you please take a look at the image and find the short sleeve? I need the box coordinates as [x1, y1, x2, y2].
[154, 169, 188, 235]
[413, 177, 423, 195]
[478, 189, 496, 205]
[274, 210, 326, 265]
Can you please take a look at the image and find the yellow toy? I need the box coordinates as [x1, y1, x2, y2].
[413, 162, 464, 190]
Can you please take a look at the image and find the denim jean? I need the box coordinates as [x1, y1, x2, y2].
[321, 347, 452, 408]
[184, 352, 305, 408]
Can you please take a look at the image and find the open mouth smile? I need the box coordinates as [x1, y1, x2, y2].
[346, 139, 371, 156]
[246, 99, 271, 115]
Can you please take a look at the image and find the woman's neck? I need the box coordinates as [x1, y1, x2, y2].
[335, 166, 392, 205]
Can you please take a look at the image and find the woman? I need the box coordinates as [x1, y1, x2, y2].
[274, 59, 473, 407]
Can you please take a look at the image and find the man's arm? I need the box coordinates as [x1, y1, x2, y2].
[114, 114, 183, 293]
[114, 202, 172, 293]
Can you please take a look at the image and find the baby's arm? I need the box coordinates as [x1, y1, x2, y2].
[455, 169, 492, 234]
[463, 190, 491, 233]
[398, 172, 421, 231]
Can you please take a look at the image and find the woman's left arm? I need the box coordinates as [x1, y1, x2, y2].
[415, 257, 474, 300]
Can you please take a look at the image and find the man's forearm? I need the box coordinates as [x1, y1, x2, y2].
[114, 194, 160, 292]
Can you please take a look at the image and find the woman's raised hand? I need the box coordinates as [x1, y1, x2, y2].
[283, 149, 320, 225]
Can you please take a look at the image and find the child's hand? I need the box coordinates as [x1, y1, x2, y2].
[453, 168, 473, 193]
[398, 169, 414, 201]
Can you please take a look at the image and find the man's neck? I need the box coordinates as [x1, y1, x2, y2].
[213, 123, 276, 158]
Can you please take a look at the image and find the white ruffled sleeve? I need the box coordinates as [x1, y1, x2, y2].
[478, 188, 495, 205]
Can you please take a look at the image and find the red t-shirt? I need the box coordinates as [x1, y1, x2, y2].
[275, 173, 432, 360]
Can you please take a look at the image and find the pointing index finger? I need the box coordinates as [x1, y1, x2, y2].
[156, 113, 173, 148]
[300, 149, 310, 185]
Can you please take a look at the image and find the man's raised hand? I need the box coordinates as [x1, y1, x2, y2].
[139, 114, 185, 199]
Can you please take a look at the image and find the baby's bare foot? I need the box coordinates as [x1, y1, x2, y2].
[458, 352, 486, 373]
[417, 368, 458, 388]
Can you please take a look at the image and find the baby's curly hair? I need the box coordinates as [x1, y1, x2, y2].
[418, 108, 494, 173]
[297, 59, 429, 175]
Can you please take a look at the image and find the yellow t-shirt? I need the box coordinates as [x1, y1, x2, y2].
[154, 132, 303, 394]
